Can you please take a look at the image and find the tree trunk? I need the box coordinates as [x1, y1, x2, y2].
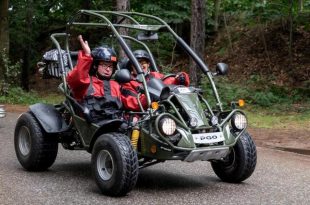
[288, 0, 293, 68]
[82, 0, 91, 39]
[21, 0, 34, 91]
[0, 0, 9, 82]
[214, 0, 221, 32]
[116, 0, 130, 58]
[298, 0, 304, 14]
[223, 12, 233, 53]
[190, 0, 206, 86]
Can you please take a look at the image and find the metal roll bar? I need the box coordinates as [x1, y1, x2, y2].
[52, 10, 224, 111]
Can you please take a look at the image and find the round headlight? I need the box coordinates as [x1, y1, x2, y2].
[231, 113, 247, 130]
[159, 118, 176, 136]
[189, 117, 198, 127]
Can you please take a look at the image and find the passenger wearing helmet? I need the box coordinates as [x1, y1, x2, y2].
[67, 35, 122, 121]
[121, 49, 190, 111]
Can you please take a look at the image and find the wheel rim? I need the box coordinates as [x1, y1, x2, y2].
[97, 150, 114, 181]
[18, 126, 31, 156]
[223, 148, 236, 169]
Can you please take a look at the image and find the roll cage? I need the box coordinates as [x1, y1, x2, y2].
[50, 10, 223, 112]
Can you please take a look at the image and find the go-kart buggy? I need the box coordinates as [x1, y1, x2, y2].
[14, 10, 257, 197]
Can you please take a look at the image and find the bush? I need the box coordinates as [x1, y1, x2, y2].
[0, 87, 41, 105]
[200, 75, 310, 110]
[0, 48, 22, 95]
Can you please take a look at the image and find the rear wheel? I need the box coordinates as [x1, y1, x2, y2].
[14, 112, 58, 171]
[91, 132, 138, 196]
[211, 131, 257, 183]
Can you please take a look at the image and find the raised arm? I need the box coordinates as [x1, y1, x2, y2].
[78, 35, 91, 56]
[66, 35, 93, 100]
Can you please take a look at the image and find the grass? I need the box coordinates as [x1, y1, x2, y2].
[0, 87, 64, 106]
[246, 107, 310, 130]
[39, 93, 65, 104]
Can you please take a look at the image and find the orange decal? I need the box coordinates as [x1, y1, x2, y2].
[111, 56, 117, 62]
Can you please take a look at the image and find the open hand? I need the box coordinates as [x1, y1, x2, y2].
[78, 35, 91, 56]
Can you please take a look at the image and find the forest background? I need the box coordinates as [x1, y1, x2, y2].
[0, 0, 309, 126]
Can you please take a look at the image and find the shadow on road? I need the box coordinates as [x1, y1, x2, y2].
[136, 168, 218, 190]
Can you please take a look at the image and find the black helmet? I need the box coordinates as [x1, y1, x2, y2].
[91, 46, 117, 62]
[133, 50, 150, 61]
[89, 46, 117, 76]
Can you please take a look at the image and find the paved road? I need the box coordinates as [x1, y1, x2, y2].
[1, 112, 309, 205]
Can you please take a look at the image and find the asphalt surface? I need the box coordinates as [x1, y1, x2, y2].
[0, 112, 309, 205]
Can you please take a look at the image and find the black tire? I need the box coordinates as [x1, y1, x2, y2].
[91, 132, 138, 197]
[211, 131, 257, 183]
[14, 112, 58, 171]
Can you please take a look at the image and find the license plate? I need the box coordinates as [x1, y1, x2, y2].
[193, 132, 224, 144]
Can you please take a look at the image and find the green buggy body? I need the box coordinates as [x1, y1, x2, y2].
[14, 10, 257, 197]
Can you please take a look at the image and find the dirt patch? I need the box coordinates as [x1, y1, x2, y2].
[248, 127, 310, 154]
[4, 104, 29, 113]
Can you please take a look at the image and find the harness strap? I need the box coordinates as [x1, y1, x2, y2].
[86, 76, 95, 96]
[121, 87, 138, 97]
[103, 80, 112, 98]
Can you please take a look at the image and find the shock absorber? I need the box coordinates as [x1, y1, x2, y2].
[131, 126, 140, 150]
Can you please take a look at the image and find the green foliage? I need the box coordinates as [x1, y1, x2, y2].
[0, 87, 41, 104]
[0, 48, 22, 94]
[5, 0, 310, 105]
[222, 0, 253, 13]
[131, 0, 190, 24]
[0, 86, 64, 105]
[201, 75, 310, 110]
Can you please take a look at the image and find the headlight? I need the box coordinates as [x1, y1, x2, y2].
[159, 117, 176, 136]
[231, 113, 247, 130]
[189, 117, 198, 127]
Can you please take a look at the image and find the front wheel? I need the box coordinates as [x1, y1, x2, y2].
[91, 132, 138, 196]
[211, 131, 257, 183]
[14, 112, 58, 171]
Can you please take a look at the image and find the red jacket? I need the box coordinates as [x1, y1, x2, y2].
[66, 51, 121, 102]
[121, 71, 190, 111]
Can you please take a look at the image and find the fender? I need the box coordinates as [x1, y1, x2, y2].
[29, 103, 69, 133]
[87, 119, 126, 152]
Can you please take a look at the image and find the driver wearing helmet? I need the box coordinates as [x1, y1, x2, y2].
[130, 50, 190, 85]
[67, 35, 122, 121]
[121, 49, 190, 111]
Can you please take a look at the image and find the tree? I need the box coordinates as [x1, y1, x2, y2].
[116, 0, 130, 58]
[298, 0, 304, 14]
[189, 0, 205, 86]
[214, 0, 221, 32]
[0, 0, 9, 82]
[116, 0, 130, 14]
[21, 0, 35, 91]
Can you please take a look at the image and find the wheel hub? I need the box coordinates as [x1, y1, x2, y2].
[223, 149, 236, 168]
[18, 126, 31, 156]
[97, 150, 114, 180]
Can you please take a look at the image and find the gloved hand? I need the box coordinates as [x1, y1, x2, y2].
[176, 73, 186, 85]
[136, 85, 145, 94]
